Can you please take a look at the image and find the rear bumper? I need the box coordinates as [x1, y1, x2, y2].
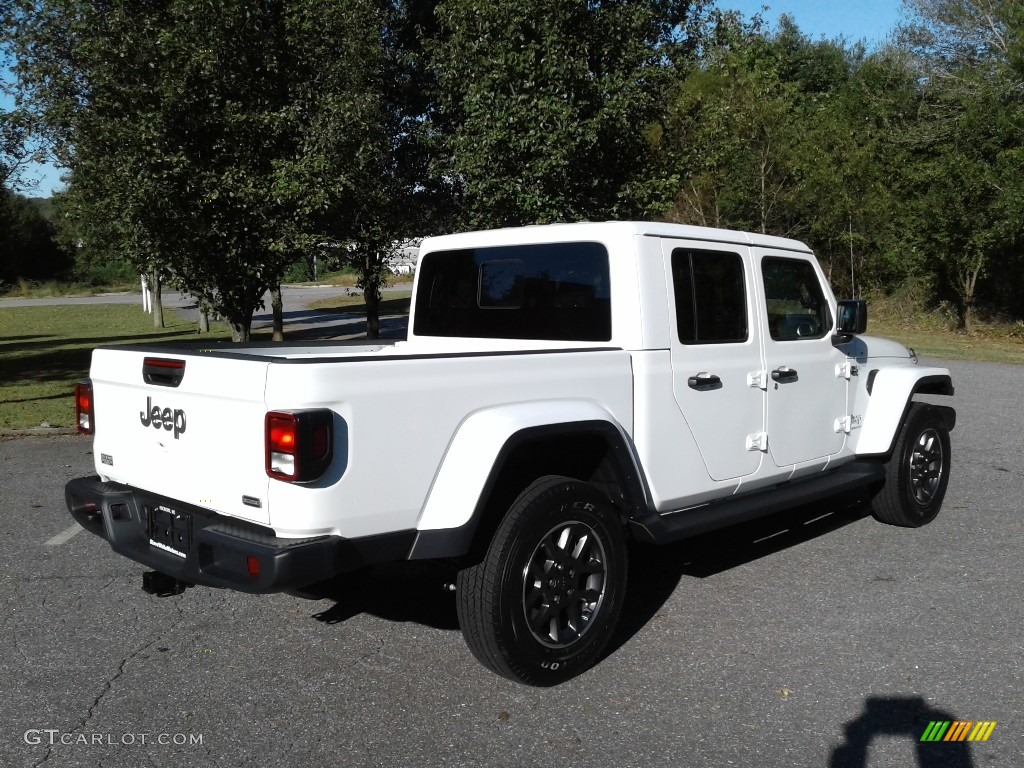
[65, 476, 414, 593]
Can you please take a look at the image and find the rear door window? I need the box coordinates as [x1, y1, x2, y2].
[671, 248, 748, 344]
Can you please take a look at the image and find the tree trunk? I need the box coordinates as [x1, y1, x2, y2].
[228, 312, 253, 342]
[361, 249, 384, 340]
[759, 148, 769, 235]
[151, 270, 164, 329]
[958, 251, 985, 334]
[961, 302, 975, 334]
[271, 284, 284, 342]
[960, 275, 976, 334]
[198, 306, 210, 333]
[364, 286, 380, 339]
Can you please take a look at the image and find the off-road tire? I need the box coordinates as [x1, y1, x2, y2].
[872, 403, 951, 527]
[456, 475, 627, 686]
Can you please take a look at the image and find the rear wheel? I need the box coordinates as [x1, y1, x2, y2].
[456, 475, 627, 686]
[872, 403, 951, 527]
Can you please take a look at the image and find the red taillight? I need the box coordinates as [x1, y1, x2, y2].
[246, 555, 261, 577]
[75, 381, 94, 435]
[267, 413, 299, 479]
[269, 418, 297, 452]
[265, 410, 333, 482]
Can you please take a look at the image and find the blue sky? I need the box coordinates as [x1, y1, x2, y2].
[5, 1, 907, 198]
[722, 0, 907, 47]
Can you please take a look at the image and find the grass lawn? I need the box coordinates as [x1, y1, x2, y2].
[307, 291, 412, 314]
[0, 305, 238, 430]
[1, 292, 1018, 431]
[0, 296, 406, 431]
[867, 319, 1024, 365]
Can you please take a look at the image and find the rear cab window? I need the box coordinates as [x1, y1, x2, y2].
[413, 242, 611, 341]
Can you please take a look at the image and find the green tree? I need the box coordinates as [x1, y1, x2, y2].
[665, 14, 839, 236]
[0, 188, 72, 285]
[0, 107, 36, 191]
[428, 0, 702, 228]
[901, 79, 1022, 330]
[296, 0, 448, 338]
[2, 63, 50, 271]
[898, 0, 1024, 329]
[4, 0, 409, 340]
[795, 47, 925, 297]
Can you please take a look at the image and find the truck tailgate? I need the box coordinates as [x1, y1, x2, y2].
[89, 348, 272, 525]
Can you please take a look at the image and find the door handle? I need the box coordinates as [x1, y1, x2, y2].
[687, 373, 722, 391]
[771, 367, 799, 383]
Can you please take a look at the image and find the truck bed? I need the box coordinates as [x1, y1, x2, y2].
[88, 341, 634, 538]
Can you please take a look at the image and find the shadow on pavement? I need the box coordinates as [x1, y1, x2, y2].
[303, 561, 460, 631]
[275, 315, 409, 341]
[604, 490, 873, 659]
[301, 491, 876, 658]
[830, 696, 975, 768]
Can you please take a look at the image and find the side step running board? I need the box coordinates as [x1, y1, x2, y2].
[629, 461, 885, 545]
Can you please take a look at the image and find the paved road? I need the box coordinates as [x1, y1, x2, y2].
[0, 283, 414, 339]
[1, 358, 1021, 768]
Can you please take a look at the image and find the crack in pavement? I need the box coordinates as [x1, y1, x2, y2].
[348, 635, 386, 670]
[13, 634, 32, 665]
[32, 599, 190, 766]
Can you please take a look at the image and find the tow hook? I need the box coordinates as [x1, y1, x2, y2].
[142, 571, 192, 597]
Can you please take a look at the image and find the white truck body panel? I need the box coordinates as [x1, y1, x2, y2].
[661, 236, 767, 481]
[262, 348, 634, 538]
[90, 349, 273, 525]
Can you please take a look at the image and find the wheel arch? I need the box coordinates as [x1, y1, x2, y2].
[409, 404, 647, 562]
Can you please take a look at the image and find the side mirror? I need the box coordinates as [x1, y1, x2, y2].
[836, 300, 867, 334]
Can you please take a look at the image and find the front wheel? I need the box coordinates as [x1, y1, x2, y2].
[871, 403, 952, 527]
[456, 476, 627, 686]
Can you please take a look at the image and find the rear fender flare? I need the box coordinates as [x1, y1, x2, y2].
[410, 401, 644, 559]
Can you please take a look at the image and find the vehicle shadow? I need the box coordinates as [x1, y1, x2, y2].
[303, 490, 874, 642]
[605, 490, 874, 659]
[304, 560, 460, 631]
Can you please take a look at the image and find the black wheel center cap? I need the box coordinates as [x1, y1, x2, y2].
[546, 562, 575, 597]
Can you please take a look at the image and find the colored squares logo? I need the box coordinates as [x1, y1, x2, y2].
[921, 721, 997, 742]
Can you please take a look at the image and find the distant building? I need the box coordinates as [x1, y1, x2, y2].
[386, 239, 420, 275]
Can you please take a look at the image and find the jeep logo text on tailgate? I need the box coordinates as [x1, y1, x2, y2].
[140, 396, 187, 439]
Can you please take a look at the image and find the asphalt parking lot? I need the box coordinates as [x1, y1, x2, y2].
[1, 357, 1020, 768]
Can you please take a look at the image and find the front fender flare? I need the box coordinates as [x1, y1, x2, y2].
[856, 367, 955, 456]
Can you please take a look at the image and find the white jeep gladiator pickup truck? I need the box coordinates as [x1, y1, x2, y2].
[66, 221, 955, 685]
